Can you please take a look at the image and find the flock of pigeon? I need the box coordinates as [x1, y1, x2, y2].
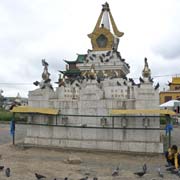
[111, 163, 180, 179]
[34, 173, 98, 180]
[33, 164, 180, 179]
[1, 162, 180, 179]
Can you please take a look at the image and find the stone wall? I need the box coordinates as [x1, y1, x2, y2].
[26, 78, 162, 153]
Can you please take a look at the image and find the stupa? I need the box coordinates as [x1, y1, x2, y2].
[26, 2, 162, 153]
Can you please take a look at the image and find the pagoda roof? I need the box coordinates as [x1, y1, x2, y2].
[76, 54, 87, 63]
[63, 54, 87, 64]
[64, 60, 76, 64]
[59, 69, 81, 75]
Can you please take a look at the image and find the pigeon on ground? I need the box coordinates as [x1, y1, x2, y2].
[5, 168, 10, 177]
[134, 164, 147, 177]
[166, 166, 175, 171]
[35, 173, 46, 179]
[54, 178, 68, 180]
[134, 171, 146, 177]
[80, 177, 88, 180]
[93, 177, 98, 180]
[112, 167, 119, 176]
[0, 166, 4, 171]
[143, 164, 147, 173]
[157, 167, 164, 178]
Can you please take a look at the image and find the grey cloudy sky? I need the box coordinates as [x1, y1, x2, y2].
[0, 0, 180, 97]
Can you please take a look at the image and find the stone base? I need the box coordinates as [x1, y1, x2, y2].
[24, 137, 163, 153]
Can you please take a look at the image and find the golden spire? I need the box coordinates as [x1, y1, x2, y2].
[88, 2, 124, 51]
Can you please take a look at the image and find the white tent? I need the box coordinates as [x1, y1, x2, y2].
[160, 100, 180, 108]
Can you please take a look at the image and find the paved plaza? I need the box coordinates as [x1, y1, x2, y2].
[0, 123, 180, 179]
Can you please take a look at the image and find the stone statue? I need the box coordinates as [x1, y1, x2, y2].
[42, 59, 50, 82]
[88, 64, 97, 80]
[142, 57, 151, 78]
[33, 59, 53, 90]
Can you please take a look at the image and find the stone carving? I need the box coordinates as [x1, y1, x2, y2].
[142, 57, 151, 78]
[33, 59, 53, 90]
[89, 64, 97, 80]
[55, 74, 65, 87]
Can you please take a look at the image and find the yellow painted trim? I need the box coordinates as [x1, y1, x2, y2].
[11, 106, 59, 115]
[110, 109, 176, 115]
[109, 11, 124, 37]
[90, 27, 114, 51]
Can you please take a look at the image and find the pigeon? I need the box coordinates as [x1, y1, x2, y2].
[157, 167, 164, 178]
[139, 77, 144, 83]
[117, 81, 121, 86]
[148, 77, 154, 83]
[102, 53, 105, 57]
[143, 164, 147, 173]
[33, 81, 40, 86]
[75, 83, 80, 87]
[137, 83, 141, 88]
[123, 81, 127, 86]
[112, 167, 119, 176]
[92, 54, 96, 58]
[99, 56, 103, 63]
[154, 83, 160, 90]
[106, 51, 111, 56]
[134, 171, 145, 177]
[54, 178, 68, 180]
[35, 173, 46, 179]
[5, 168, 10, 177]
[80, 177, 88, 180]
[97, 78, 101, 83]
[42, 59, 48, 66]
[105, 59, 109, 62]
[93, 177, 98, 180]
[129, 78, 136, 85]
[116, 51, 121, 58]
[134, 164, 146, 177]
[0, 166, 4, 171]
[81, 124, 87, 128]
[166, 166, 175, 171]
[89, 56, 94, 61]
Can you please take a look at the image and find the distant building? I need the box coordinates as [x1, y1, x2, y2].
[160, 77, 180, 104]
[3, 93, 28, 110]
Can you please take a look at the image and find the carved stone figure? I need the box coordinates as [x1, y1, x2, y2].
[142, 57, 151, 78]
[33, 59, 53, 90]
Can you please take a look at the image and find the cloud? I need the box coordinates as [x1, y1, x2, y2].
[152, 37, 180, 60]
[151, 1, 180, 60]
[0, 0, 180, 97]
